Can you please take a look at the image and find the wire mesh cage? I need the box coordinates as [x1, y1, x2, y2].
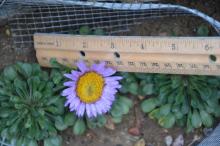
[1, 0, 220, 50]
[0, 138, 11, 146]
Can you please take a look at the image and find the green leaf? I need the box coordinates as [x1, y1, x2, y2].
[171, 76, 182, 89]
[0, 108, 12, 118]
[93, 28, 105, 35]
[16, 62, 33, 78]
[198, 87, 212, 100]
[149, 108, 160, 120]
[44, 136, 62, 146]
[3, 66, 17, 81]
[128, 82, 138, 95]
[200, 110, 213, 127]
[110, 102, 123, 117]
[97, 115, 107, 127]
[186, 111, 193, 133]
[112, 116, 122, 124]
[191, 109, 202, 128]
[24, 116, 32, 128]
[118, 96, 132, 109]
[158, 114, 175, 128]
[50, 69, 63, 84]
[79, 26, 91, 35]
[197, 25, 209, 36]
[141, 98, 158, 113]
[142, 84, 154, 95]
[159, 104, 171, 116]
[27, 139, 38, 146]
[64, 113, 76, 126]
[73, 119, 86, 135]
[55, 116, 68, 131]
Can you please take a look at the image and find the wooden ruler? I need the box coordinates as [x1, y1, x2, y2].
[34, 33, 220, 75]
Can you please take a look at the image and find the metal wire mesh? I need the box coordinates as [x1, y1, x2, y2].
[0, 138, 11, 146]
[1, 0, 219, 49]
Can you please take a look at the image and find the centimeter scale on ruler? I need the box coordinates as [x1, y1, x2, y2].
[34, 33, 220, 76]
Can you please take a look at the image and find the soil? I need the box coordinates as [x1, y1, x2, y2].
[0, 0, 220, 146]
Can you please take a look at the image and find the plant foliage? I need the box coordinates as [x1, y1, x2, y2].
[0, 62, 66, 146]
[141, 74, 220, 132]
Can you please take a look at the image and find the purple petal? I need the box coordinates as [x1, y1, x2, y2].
[105, 76, 123, 82]
[90, 104, 97, 118]
[94, 102, 103, 115]
[91, 62, 105, 71]
[86, 104, 92, 118]
[76, 103, 85, 117]
[101, 67, 116, 77]
[69, 97, 81, 111]
[64, 93, 76, 106]
[64, 73, 75, 80]
[61, 87, 75, 96]
[102, 91, 116, 102]
[63, 81, 75, 87]
[77, 61, 88, 72]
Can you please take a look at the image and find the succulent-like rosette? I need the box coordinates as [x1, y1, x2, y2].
[62, 61, 122, 118]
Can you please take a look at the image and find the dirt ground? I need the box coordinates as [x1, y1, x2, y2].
[0, 0, 220, 146]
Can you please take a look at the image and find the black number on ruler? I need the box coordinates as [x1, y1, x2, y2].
[94, 60, 99, 64]
[128, 61, 135, 66]
[171, 43, 178, 51]
[116, 61, 123, 65]
[151, 62, 159, 68]
[164, 63, 172, 68]
[106, 61, 113, 65]
[190, 64, 198, 69]
[204, 44, 213, 51]
[176, 63, 184, 69]
[139, 62, 147, 67]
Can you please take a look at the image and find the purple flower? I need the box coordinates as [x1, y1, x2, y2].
[62, 61, 122, 118]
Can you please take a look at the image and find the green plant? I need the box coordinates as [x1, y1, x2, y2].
[119, 72, 156, 96]
[141, 74, 220, 132]
[0, 62, 66, 146]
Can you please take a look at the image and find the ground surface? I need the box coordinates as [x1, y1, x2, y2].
[0, 0, 220, 146]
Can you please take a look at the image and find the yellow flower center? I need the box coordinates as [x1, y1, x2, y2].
[76, 72, 104, 103]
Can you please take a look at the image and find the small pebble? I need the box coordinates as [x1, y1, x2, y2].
[172, 134, 184, 146]
[203, 128, 213, 136]
[165, 135, 173, 146]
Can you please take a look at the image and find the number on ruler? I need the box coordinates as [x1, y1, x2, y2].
[204, 44, 213, 51]
[151, 62, 160, 68]
[164, 63, 172, 68]
[139, 62, 147, 67]
[171, 43, 178, 51]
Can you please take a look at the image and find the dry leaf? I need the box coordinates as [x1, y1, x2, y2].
[134, 138, 145, 146]
[105, 116, 115, 130]
[128, 127, 140, 136]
